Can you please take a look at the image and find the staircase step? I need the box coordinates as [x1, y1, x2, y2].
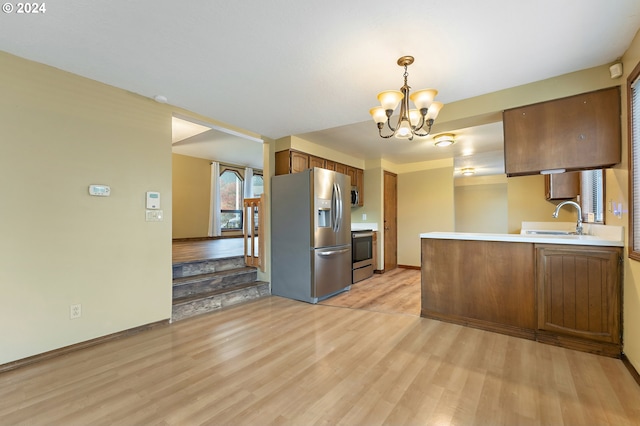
[172, 255, 245, 279]
[171, 281, 270, 321]
[172, 267, 257, 299]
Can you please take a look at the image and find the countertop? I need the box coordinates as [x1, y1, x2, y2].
[352, 222, 378, 231]
[420, 222, 624, 247]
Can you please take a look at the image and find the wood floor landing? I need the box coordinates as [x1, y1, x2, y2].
[172, 238, 244, 263]
[2, 296, 639, 425]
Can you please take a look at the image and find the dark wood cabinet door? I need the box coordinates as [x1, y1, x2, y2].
[536, 245, 621, 345]
[545, 172, 580, 200]
[335, 163, 347, 175]
[504, 87, 621, 176]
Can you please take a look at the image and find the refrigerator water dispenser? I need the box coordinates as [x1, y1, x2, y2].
[317, 198, 332, 228]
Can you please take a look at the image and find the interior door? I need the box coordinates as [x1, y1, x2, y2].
[384, 171, 398, 271]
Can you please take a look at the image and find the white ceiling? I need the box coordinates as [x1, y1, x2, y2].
[2, 0, 639, 174]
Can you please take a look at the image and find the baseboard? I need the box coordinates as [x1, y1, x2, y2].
[375, 265, 421, 273]
[173, 236, 242, 242]
[398, 264, 421, 270]
[0, 319, 169, 374]
[622, 353, 640, 387]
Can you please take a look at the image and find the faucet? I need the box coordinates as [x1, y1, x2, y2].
[552, 200, 583, 235]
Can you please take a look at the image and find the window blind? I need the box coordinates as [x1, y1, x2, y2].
[632, 76, 640, 252]
[580, 169, 603, 223]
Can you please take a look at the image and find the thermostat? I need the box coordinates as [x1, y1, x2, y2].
[89, 184, 111, 196]
[146, 191, 160, 209]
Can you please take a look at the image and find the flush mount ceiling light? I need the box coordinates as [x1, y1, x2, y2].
[434, 133, 455, 147]
[369, 56, 443, 141]
[461, 167, 476, 176]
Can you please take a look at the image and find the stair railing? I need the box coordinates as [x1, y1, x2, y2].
[243, 194, 264, 271]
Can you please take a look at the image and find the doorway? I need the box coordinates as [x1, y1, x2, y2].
[171, 114, 264, 240]
[383, 170, 398, 271]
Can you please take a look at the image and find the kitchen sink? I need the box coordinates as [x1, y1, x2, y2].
[523, 230, 576, 235]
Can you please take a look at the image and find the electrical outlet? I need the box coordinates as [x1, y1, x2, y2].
[362, 213, 367, 220]
[70, 304, 82, 319]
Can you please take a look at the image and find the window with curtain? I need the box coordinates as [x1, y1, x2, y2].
[252, 174, 264, 196]
[220, 169, 243, 230]
[629, 60, 640, 260]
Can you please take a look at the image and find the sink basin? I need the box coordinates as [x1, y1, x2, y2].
[523, 230, 576, 235]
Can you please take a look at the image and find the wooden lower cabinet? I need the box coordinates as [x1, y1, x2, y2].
[421, 238, 623, 357]
[421, 239, 536, 339]
[536, 244, 622, 357]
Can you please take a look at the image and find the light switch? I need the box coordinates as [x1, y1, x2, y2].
[146, 210, 163, 222]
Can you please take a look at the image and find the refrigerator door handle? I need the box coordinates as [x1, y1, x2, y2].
[331, 183, 337, 233]
[317, 248, 350, 256]
[334, 182, 342, 232]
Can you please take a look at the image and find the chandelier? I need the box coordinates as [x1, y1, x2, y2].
[369, 56, 443, 140]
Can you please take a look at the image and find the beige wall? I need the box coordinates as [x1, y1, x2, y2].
[619, 28, 640, 371]
[397, 167, 455, 266]
[507, 175, 577, 233]
[0, 51, 173, 365]
[455, 182, 508, 233]
[172, 154, 211, 238]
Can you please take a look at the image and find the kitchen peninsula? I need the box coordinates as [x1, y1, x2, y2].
[420, 225, 624, 357]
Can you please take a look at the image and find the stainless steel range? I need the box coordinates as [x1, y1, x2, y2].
[352, 230, 374, 283]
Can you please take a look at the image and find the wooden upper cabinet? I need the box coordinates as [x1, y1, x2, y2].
[309, 155, 325, 169]
[275, 150, 309, 175]
[290, 151, 310, 173]
[274, 150, 364, 205]
[346, 167, 358, 186]
[335, 163, 347, 175]
[503, 87, 621, 177]
[545, 171, 580, 200]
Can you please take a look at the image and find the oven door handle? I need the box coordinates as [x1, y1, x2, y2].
[352, 231, 374, 238]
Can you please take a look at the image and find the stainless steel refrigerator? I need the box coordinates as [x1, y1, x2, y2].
[271, 168, 352, 303]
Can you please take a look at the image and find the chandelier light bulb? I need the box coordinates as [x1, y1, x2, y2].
[395, 119, 413, 139]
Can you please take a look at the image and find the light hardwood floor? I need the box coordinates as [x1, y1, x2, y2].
[320, 267, 421, 316]
[1, 294, 639, 425]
